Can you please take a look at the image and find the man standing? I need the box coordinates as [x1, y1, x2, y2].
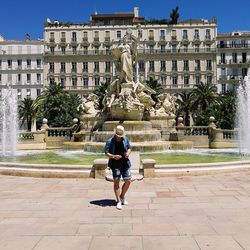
[104, 125, 132, 210]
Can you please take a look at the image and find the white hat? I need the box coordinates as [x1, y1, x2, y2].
[115, 125, 125, 137]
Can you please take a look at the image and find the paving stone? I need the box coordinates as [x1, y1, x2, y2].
[142, 236, 200, 250]
[194, 235, 243, 250]
[34, 236, 92, 250]
[0, 236, 41, 250]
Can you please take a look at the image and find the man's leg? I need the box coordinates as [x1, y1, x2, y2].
[113, 179, 121, 202]
[120, 179, 131, 199]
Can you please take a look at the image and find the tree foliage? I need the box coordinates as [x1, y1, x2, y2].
[38, 83, 81, 127]
[169, 6, 180, 24]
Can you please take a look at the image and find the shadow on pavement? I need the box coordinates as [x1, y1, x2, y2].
[90, 199, 116, 207]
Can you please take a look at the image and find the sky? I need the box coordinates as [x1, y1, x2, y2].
[0, 0, 250, 40]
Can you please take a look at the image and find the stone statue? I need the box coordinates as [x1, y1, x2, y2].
[133, 81, 156, 110]
[77, 94, 100, 117]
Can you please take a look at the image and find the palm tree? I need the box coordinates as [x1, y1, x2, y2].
[38, 83, 81, 127]
[145, 77, 164, 103]
[93, 81, 109, 109]
[191, 82, 218, 110]
[169, 6, 180, 25]
[18, 98, 37, 131]
[176, 91, 194, 126]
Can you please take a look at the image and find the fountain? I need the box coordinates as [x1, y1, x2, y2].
[237, 70, 250, 153]
[0, 87, 18, 156]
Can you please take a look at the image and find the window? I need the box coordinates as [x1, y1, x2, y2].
[172, 76, 178, 86]
[61, 32, 66, 41]
[37, 73, 41, 82]
[72, 62, 77, 73]
[72, 47, 77, 55]
[184, 76, 189, 86]
[0, 60, 1, 69]
[172, 45, 177, 52]
[183, 45, 188, 53]
[195, 45, 199, 52]
[83, 31, 88, 40]
[61, 62, 65, 73]
[27, 59, 31, 68]
[149, 30, 154, 39]
[18, 74, 21, 82]
[49, 62, 54, 73]
[17, 89, 22, 100]
[160, 61, 166, 71]
[94, 31, 99, 40]
[36, 59, 41, 68]
[72, 32, 77, 42]
[149, 61, 154, 71]
[205, 29, 211, 39]
[49, 77, 55, 84]
[18, 59, 22, 68]
[61, 47, 66, 55]
[105, 61, 111, 72]
[220, 53, 226, 64]
[195, 60, 200, 71]
[72, 78, 77, 88]
[0, 74, 2, 82]
[105, 46, 111, 55]
[139, 61, 144, 72]
[207, 75, 212, 84]
[60, 78, 65, 88]
[195, 75, 200, 85]
[117, 31, 121, 39]
[94, 77, 100, 86]
[94, 46, 99, 55]
[49, 32, 54, 41]
[172, 60, 177, 71]
[160, 76, 166, 85]
[83, 62, 88, 73]
[27, 74, 31, 83]
[50, 47, 54, 54]
[83, 77, 88, 88]
[222, 84, 226, 94]
[149, 45, 154, 53]
[26, 89, 31, 97]
[106, 77, 111, 84]
[105, 31, 110, 41]
[171, 30, 177, 39]
[194, 29, 199, 39]
[94, 62, 99, 72]
[160, 45, 165, 53]
[183, 60, 189, 71]
[37, 89, 41, 96]
[160, 30, 165, 40]
[183, 29, 188, 39]
[8, 60, 12, 68]
[232, 53, 237, 63]
[83, 46, 88, 55]
[206, 60, 212, 70]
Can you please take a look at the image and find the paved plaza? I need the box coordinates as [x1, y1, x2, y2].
[0, 171, 250, 250]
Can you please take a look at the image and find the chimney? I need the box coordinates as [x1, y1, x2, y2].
[134, 7, 139, 17]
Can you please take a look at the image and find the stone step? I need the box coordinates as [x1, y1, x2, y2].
[102, 121, 153, 131]
[84, 141, 171, 153]
[92, 130, 161, 142]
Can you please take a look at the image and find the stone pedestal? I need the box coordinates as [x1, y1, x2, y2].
[142, 159, 156, 177]
[93, 158, 108, 179]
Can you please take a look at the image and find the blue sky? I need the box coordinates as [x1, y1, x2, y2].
[0, 0, 250, 40]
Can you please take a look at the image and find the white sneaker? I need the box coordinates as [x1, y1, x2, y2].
[121, 198, 128, 205]
[116, 201, 122, 210]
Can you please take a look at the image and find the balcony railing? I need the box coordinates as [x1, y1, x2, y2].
[45, 48, 216, 57]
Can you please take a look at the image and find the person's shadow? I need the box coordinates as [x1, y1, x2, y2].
[89, 199, 116, 207]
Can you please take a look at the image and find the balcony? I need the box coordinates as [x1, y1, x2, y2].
[193, 36, 201, 45]
[181, 36, 189, 45]
[195, 67, 201, 71]
[71, 38, 78, 46]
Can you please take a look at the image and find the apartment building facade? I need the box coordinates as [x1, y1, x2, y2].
[0, 35, 44, 99]
[44, 7, 217, 95]
[217, 31, 250, 93]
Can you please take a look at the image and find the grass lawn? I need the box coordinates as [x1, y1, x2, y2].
[140, 153, 245, 164]
[0, 152, 247, 165]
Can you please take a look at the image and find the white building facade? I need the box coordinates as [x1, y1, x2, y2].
[0, 36, 44, 100]
[44, 8, 217, 95]
[217, 31, 250, 93]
